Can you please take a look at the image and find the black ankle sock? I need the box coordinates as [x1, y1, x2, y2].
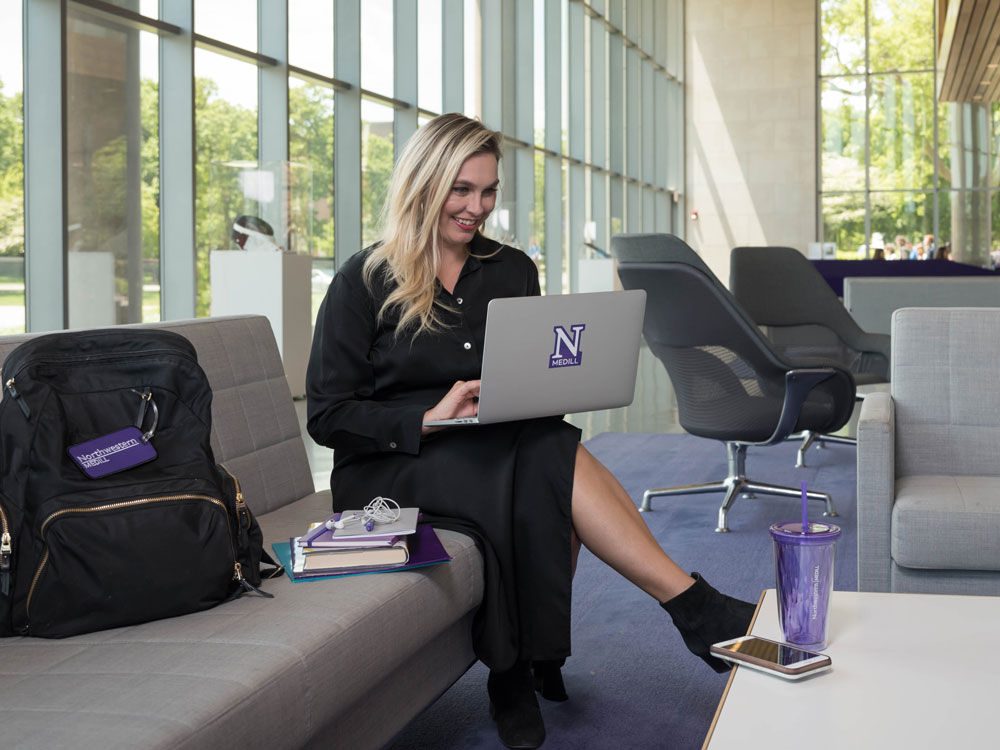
[661, 573, 756, 674]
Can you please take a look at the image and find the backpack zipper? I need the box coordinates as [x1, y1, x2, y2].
[217, 465, 271, 596]
[0, 504, 11, 596]
[3, 347, 196, 422]
[3, 346, 197, 383]
[25, 493, 241, 622]
[220, 464, 251, 530]
[1, 347, 199, 422]
[5, 378, 30, 419]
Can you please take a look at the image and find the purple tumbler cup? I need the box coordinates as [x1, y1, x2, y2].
[769, 521, 840, 650]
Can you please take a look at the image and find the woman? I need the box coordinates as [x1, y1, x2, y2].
[306, 113, 753, 749]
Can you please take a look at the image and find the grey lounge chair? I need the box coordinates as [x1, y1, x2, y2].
[612, 233, 856, 532]
[730, 246, 890, 467]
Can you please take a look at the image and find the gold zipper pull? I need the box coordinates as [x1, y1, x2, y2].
[232, 561, 274, 598]
[221, 465, 251, 529]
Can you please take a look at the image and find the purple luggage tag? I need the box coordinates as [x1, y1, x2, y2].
[67, 426, 158, 479]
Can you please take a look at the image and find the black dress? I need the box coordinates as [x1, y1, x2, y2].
[305, 234, 581, 671]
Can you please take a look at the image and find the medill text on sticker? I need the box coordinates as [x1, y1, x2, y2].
[549, 324, 586, 368]
[67, 426, 158, 479]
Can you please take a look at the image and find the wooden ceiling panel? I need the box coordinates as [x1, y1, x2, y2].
[939, 0, 1000, 103]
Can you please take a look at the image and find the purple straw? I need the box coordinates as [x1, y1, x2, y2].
[801, 480, 809, 534]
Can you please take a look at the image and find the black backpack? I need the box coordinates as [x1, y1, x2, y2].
[0, 328, 276, 638]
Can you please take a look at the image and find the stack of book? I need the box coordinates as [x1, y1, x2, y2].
[283, 507, 450, 581]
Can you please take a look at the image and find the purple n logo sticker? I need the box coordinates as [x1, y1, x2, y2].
[68, 426, 158, 479]
[549, 324, 585, 368]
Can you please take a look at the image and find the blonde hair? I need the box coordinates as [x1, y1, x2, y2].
[363, 113, 503, 337]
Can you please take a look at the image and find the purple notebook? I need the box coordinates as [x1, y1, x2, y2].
[272, 524, 451, 582]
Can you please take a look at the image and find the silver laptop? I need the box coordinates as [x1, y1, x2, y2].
[424, 289, 646, 426]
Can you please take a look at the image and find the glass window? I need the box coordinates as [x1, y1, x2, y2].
[938, 101, 991, 190]
[289, 76, 334, 322]
[362, 0, 393, 96]
[289, 0, 334, 78]
[869, 72, 934, 190]
[822, 192, 866, 258]
[194, 49, 258, 317]
[533, 149, 545, 291]
[418, 0, 442, 113]
[195, 0, 257, 52]
[819, 0, 1000, 268]
[820, 0, 865, 77]
[464, 0, 479, 116]
[361, 99, 394, 248]
[65, 9, 160, 327]
[534, 0, 545, 147]
[103, 1, 159, 18]
[0, 0, 24, 333]
[821, 77, 866, 192]
[869, 0, 932, 74]
[870, 191, 932, 258]
[992, 103, 1000, 188]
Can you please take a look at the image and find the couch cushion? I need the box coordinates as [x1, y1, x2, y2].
[892, 475, 1000, 570]
[892, 308, 1000, 479]
[0, 491, 483, 750]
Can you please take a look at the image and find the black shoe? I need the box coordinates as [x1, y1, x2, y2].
[532, 659, 568, 702]
[660, 572, 756, 673]
[487, 662, 546, 749]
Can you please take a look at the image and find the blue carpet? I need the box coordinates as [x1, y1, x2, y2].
[387, 433, 857, 750]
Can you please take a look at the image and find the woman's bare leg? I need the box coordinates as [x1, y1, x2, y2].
[570, 443, 694, 603]
[570, 528, 582, 577]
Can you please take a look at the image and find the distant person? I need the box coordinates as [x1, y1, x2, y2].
[923, 234, 936, 257]
[934, 243, 951, 261]
[527, 236, 542, 267]
[908, 242, 923, 261]
[869, 232, 886, 260]
[870, 232, 885, 260]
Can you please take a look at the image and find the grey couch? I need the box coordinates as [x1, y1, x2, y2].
[844, 276, 1000, 335]
[0, 315, 482, 749]
[857, 307, 1000, 594]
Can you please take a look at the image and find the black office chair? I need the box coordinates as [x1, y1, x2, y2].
[730, 246, 890, 467]
[611, 233, 856, 532]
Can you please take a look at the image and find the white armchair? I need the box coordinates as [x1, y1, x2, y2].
[857, 307, 1000, 594]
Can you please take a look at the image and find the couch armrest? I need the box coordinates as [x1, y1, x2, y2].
[857, 390, 895, 592]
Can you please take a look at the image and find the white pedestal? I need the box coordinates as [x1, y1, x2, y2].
[578, 257, 616, 293]
[68, 251, 116, 329]
[210, 251, 312, 397]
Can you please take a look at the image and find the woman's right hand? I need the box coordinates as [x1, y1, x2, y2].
[422, 380, 481, 435]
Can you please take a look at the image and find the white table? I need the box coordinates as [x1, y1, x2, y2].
[704, 589, 1000, 749]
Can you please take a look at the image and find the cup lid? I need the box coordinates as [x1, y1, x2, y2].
[769, 521, 841, 542]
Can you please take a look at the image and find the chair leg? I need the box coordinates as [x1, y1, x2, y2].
[742, 481, 837, 518]
[637, 442, 837, 532]
[640, 480, 728, 512]
[796, 431, 858, 468]
[715, 480, 745, 534]
[796, 431, 818, 468]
